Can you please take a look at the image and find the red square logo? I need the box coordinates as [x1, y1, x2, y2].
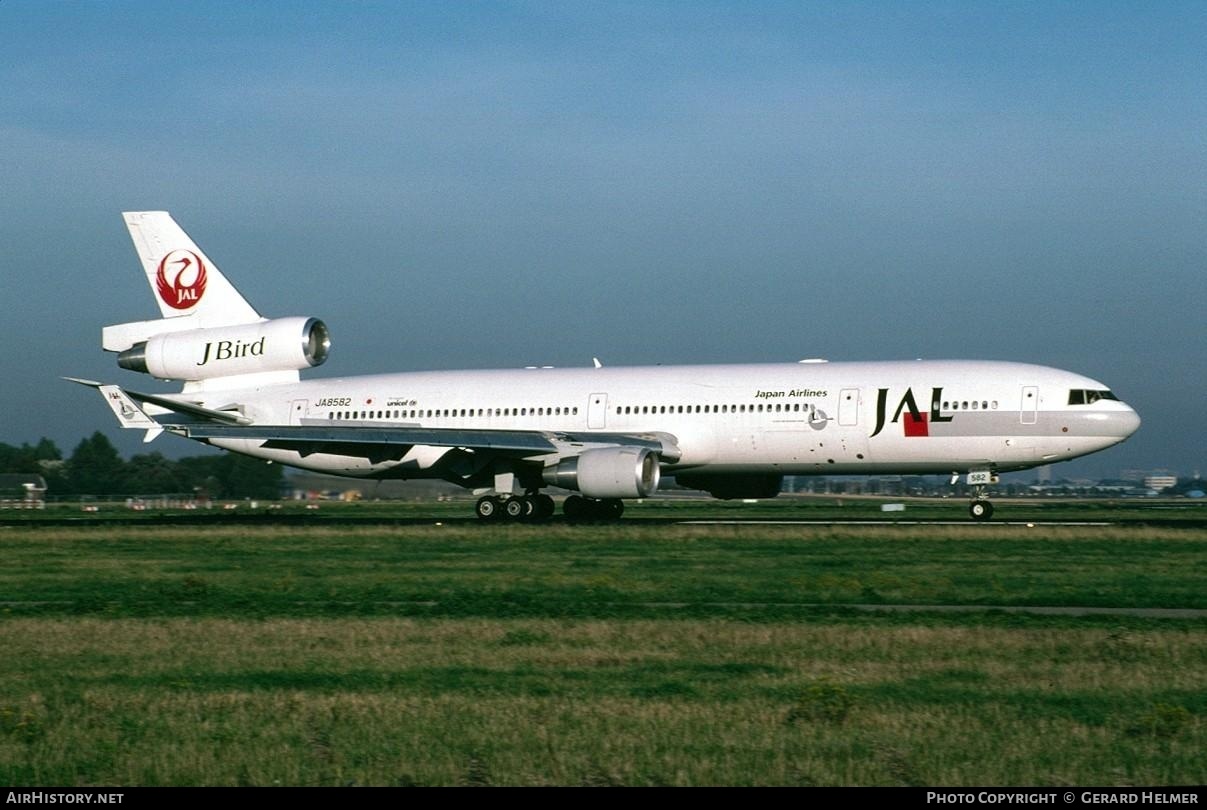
[903, 411, 929, 437]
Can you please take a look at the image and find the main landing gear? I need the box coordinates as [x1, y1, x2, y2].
[474, 493, 624, 522]
[475, 493, 555, 521]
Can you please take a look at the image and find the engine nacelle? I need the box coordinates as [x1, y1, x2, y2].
[674, 473, 783, 500]
[543, 447, 661, 499]
[117, 317, 330, 381]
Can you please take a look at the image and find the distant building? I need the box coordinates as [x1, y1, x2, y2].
[1144, 475, 1178, 492]
[0, 474, 47, 509]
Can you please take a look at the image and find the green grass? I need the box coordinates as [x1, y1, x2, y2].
[0, 618, 1204, 785]
[2, 523, 1204, 617]
[1, 520, 1204, 785]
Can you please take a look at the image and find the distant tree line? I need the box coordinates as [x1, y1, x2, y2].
[0, 432, 284, 500]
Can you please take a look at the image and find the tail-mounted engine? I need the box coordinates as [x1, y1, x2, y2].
[115, 317, 330, 381]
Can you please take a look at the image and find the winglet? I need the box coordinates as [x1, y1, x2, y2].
[97, 385, 165, 442]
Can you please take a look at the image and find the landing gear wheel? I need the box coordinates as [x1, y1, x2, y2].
[563, 495, 586, 520]
[601, 499, 624, 520]
[476, 496, 503, 521]
[533, 494, 556, 520]
[969, 500, 994, 521]
[504, 496, 531, 520]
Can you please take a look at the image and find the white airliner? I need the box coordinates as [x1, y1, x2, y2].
[72, 212, 1141, 521]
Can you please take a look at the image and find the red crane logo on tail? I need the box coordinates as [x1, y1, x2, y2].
[156, 250, 207, 310]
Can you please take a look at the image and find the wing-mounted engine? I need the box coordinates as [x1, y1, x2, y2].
[110, 317, 330, 382]
[542, 446, 661, 499]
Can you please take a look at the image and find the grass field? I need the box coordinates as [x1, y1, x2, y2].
[1, 516, 1204, 785]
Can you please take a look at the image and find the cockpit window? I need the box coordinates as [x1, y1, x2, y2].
[1068, 389, 1119, 405]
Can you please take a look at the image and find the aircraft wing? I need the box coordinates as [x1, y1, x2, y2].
[178, 423, 559, 459]
[172, 424, 679, 463]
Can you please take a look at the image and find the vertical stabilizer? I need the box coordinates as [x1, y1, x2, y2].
[123, 211, 260, 326]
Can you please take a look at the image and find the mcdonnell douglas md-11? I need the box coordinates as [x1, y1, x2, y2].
[71, 212, 1140, 520]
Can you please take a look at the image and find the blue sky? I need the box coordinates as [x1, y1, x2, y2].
[1, 1, 1203, 478]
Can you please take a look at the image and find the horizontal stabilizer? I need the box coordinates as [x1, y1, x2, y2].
[122, 389, 252, 425]
[64, 377, 251, 426]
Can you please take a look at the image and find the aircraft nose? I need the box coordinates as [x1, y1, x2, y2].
[1112, 405, 1141, 440]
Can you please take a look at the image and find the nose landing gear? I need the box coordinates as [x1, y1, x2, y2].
[954, 470, 999, 521]
[969, 498, 994, 521]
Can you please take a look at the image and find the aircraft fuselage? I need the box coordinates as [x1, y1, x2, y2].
[197, 358, 1140, 481]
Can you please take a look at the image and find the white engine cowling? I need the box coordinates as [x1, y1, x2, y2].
[117, 317, 330, 381]
[542, 447, 661, 499]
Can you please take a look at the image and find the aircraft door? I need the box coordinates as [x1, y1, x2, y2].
[838, 388, 860, 426]
[1020, 386, 1038, 425]
[588, 393, 608, 429]
[290, 399, 309, 426]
